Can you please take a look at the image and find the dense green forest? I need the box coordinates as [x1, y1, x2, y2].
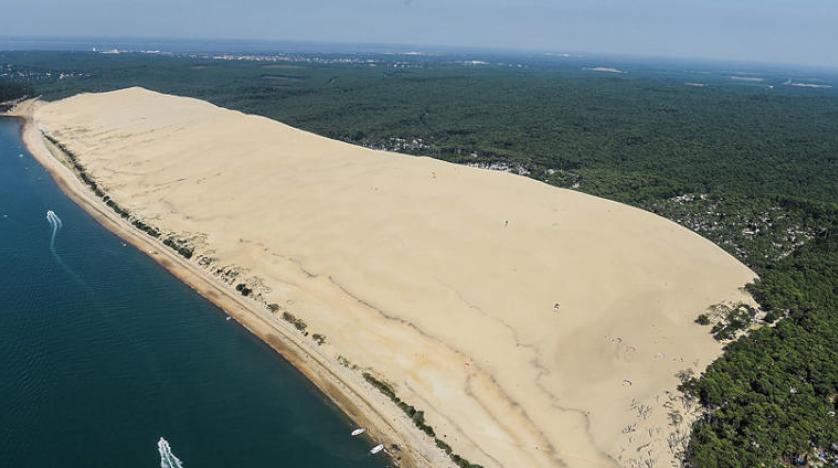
[0, 81, 31, 105]
[682, 230, 837, 466]
[2, 50, 836, 466]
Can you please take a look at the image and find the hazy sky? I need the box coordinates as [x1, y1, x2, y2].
[4, 0, 838, 67]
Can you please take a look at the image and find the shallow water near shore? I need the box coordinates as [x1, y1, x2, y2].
[0, 117, 388, 467]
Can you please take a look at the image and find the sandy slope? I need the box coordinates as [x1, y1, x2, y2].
[32, 88, 755, 467]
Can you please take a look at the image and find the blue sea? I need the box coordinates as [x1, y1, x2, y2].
[0, 117, 388, 467]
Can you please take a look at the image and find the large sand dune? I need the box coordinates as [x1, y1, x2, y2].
[33, 88, 755, 467]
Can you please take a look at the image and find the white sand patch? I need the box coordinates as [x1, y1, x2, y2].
[584, 67, 625, 74]
[730, 76, 764, 82]
[783, 79, 833, 89]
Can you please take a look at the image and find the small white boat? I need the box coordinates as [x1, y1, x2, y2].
[351, 428, 365, 436]
[226, 316, 232, 321]
[370, 444, 384, 455]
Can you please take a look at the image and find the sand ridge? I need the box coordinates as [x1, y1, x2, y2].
[31, 88, 755, 467]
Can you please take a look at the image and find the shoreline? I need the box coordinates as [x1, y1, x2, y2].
[5, 104, 446, 467]
[11, 88, 761, 467]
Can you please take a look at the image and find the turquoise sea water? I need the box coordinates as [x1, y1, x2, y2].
[0, 117, 388, 467]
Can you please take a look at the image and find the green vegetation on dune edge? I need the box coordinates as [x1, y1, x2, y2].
[681, 231, 837, 466]
[2, 51, 835, 466]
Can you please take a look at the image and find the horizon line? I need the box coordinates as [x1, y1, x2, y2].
[2, 34, 837, 73]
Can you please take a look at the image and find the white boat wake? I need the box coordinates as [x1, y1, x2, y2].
[45, 209, 75, 278]
[46, 209, 62, 253]
[158, 437, 185, 468]
[45, 208, 82, 283]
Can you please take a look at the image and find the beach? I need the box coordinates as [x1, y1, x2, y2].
[0, 115, 387, 467]
[12, 88, 756, 467]
[9, 99, 451, 468]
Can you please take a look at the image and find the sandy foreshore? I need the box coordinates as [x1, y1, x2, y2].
[8, 101, 443, 468]
[11, 89, 756, 467]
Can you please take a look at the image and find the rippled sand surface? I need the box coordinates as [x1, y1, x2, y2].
[36, 88, 755, 467]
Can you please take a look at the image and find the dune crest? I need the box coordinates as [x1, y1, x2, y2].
[34, 87, 755, 467]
